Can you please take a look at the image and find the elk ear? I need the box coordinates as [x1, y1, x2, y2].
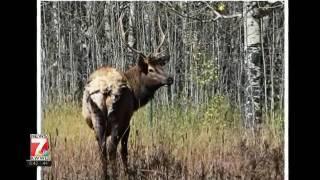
[157, 55, 170, 66]
[137, 55, 148, 74]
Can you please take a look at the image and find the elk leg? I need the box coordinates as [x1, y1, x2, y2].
[93, 119, 108, 178]
[88, 97, 108, 178]
[108, 126, 120, 177]
[120, 126, 130, 173]
[94, 122, 107, 159]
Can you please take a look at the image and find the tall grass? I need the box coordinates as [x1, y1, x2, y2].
[42, 98, 283, 180]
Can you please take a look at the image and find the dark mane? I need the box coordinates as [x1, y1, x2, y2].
[124, 66, 156, 111]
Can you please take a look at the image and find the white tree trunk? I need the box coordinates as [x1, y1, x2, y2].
[243, 2, 263, 128]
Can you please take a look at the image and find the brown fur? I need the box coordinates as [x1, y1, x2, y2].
[82, 55, 172, 178]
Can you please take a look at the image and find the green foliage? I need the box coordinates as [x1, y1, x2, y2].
[203, 95, 239, 129]
[216, 2, 226, 13]
[191, 49, 218, 86]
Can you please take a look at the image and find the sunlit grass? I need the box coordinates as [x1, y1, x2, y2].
[42, 100, 284, 179]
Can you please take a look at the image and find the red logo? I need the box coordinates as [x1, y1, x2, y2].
[30, 134, 50, 160]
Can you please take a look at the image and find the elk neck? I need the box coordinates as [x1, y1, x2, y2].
[124, 66, 157, 111]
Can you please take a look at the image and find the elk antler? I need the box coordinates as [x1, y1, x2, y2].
[118, 13, 146, 58]
[153, 15, 168, 56]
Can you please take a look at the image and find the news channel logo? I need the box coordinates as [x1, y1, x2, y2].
[26, 134, 52, 167]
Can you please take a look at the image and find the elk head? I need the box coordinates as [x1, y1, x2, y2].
[119, 12, 173, 91]
[138, 54, 173, 90]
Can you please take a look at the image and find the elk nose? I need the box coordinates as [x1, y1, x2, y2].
[167, 77, 173, 85]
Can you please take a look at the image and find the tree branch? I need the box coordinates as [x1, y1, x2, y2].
[204, 2, 242, 21]
[258, 4, 284, 10]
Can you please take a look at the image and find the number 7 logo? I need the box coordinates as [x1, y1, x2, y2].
[27, 134, 51, 166]
[30, 136, 49, 157]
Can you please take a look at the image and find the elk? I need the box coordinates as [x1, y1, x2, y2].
[81, 13, 173, 177]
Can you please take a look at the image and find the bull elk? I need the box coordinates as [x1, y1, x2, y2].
[82, 13, 173, 177]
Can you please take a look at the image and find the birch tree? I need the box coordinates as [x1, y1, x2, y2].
[243, 2, 263, 128]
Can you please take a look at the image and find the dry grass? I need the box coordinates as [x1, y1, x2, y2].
[41, 103, 284, 180]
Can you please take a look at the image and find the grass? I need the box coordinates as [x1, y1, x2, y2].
[41, 100, 284, 180]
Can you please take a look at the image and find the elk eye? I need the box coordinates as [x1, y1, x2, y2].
[148, 69, 154, 73]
